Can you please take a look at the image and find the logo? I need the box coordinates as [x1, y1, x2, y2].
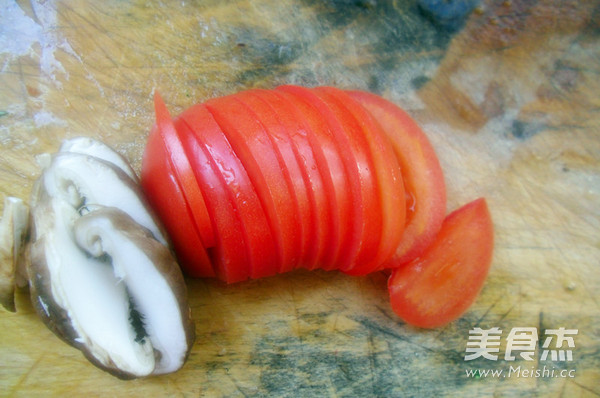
[463, 327, 578, 379]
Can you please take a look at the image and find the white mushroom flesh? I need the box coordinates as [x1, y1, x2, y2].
[33, 199, 155, 377]
[74, 209, 189, 374]
[42, 153, 167, 246]
[59, 137, 139, 183]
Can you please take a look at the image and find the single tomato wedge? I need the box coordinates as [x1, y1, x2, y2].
[348, 90, 446, 267]
[388, 198, 494, 329]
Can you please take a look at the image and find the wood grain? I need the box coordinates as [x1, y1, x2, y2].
[1, 0, 599, 396]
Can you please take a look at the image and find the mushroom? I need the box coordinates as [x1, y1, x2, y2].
[59, 137, 139, 183]
[0, 197, 29, 312]
[18, 138, 195, 378]
[29, 200, 194, 378]
[39, 152, 168, 246]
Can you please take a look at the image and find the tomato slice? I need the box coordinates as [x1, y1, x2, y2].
[348, 90, 447, 267]
[141, 120, 215, 278]
[182, 103, 278, 281]
[314, 87, 402, 275]
[203, 97, 285, 278]
[256, 89, 328, 271]
[175, 105, 254, 283]
[277, 85, 352, 271]
[234, 89, 309, 273]
[152, 92, 216, 249]
[320, 87, 406, 275]
[388, 198, 494, 328]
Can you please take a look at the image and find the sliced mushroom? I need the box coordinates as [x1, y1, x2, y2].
[41, 152, 168, 246]
[73, 207, 194, 375]
[29, 200, 193, 378]
[25, 138, 195, 379]
[59, 137, 139, 183]
[0, 197, 30, 312]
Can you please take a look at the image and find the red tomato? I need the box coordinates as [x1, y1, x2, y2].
[205, 95, 299, 276]
[348, 90, 447, 267]
[388, 198, 494, 328]
[141, 94, 215, 278]
[314, 87, 406, 275]
[308, 86, 382, 273]
[233, 90, 308, 273]
[276, 87, 351, 271]
[177, 104, 264, 283]
[152, 93, 215, 249]
[255, 89, 330, 271]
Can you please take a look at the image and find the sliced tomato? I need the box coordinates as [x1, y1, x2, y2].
[141, 120, 215, 278]
[258, 89, 328, 271]
[388, 198, 494, 328]
[348, 90, 447, 267]
[234, 89, 308, 273]
[277, 85, 352, 271]
[153, 92, 215, 249]
[309, 86, 380, 273]
[175, 105, 254, 283]
[328, 88, 406, 274]
[183, 103, 279, 281]
[204, 97, 287, 278]
[315, 87, 404, 275]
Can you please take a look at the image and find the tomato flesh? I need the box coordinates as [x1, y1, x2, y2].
[258, 89, 329, 271]
[388, 198, 494, 328]
[348, 90, 447, 267]
[234, 89, 308, 273]
[277, 86, 352, 271]
[177, 104, 260, 283]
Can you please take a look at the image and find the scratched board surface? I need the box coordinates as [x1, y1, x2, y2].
[1, 0, 599, 396]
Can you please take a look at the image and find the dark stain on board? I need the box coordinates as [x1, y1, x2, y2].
[230, 0, 469, 90]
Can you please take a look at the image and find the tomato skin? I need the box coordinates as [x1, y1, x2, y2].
[348, 90, 447, 267]
[388, 198, 494, 328]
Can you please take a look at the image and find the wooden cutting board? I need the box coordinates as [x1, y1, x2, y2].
[1, 0, 598, 396]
